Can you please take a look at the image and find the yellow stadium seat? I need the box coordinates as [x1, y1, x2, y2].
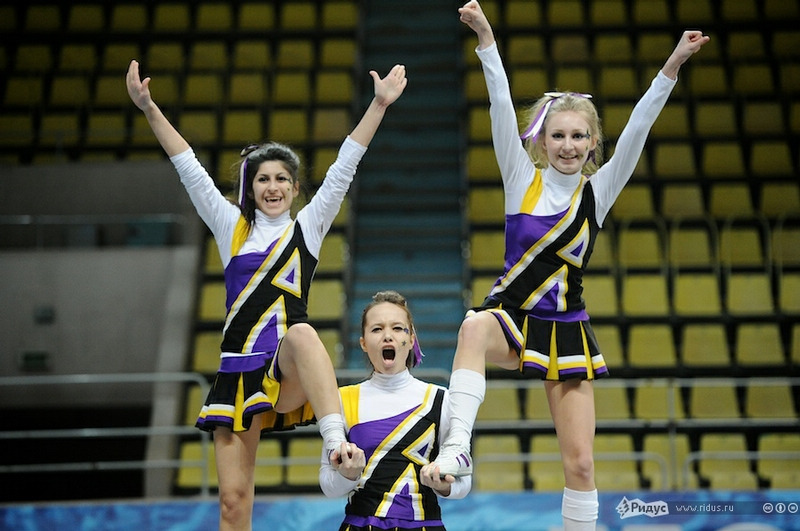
[621, 274, 669, 316]
[470, 275, 498, 308]
[726, 272, 774, 316]
[651, 104, 690, 139]
[689, 384, 740, 419]
[742, 102, 784, 136]
[634, 384, 684, 421]
[719, 225, 764, 268]
[58, 44, 97, 72]
[530, 435, 565, 491]
[39, 112, 80, 148]
[593, 385, 630, 420]
[473, 435, 525, 491]
[286, 438, 322, 486]
[551, 35, 591, 64]
[653, 142, 697, 179]
[0, 114, 35, 147]
[3, 76, 43, 107]
[469, 231, 505, 271]
[192, 331, 223, 374]
[468, 187, 505, 225]
[637, 32, 674, 63]
[317, 327, 343, 367]
[49, 75, 90, 107]
[85, 112, 126, 147]
[273, 72, 311, 104]
[582, 274, 618, 317]
[698, 434, 757, 489]
[688, 64, 729, 97]
[198, 281, 227, 321]
[523, 384, 551, 421]
[467, 145, 501, 182]
[175, 440, 217, 489]
[590, 0, 627, 26]
[611, 185, 655, 220]
[662, 185, 706, 219]
[702, 142, 746, 180]
[179, 111, 219, 145]
[190, 41, 228, 71]
[627, 324, 677, 368]
[617, 225, 664, 269]
[745, 383, 795, 418]
[594, 434, 637, 483]
[307, 279, 345, 321]
[316, 232, 348, 273]
[507, 36, 546, 66]
[709, 183, 753, 218]
[669, 225, 714, 268]
[751, 140, 794, 177]
[506, 0, 543, 28]
[681, 324, 730, 367]
[588, 230, 613, 270]
[153, 4, 190, 32]
[315, 71, 353, 104]
[673, 273, 722, 315]
[224, 111, 264, 145]
[761, 183, 800, 218]
[238, 3, 275, 30]
[594, 34, 633, 63]
[195, 3, 233, 32]
[694, 102, 737, 138]
[632, 0, 669, 23]
[547, 0, 583, 27]
[478, 386, 521, 421]
[229, 73, 268, 105]
[146, 42, 184, 71]
[24, 5, 61, 31]
[255, 439, 284, 487]
[720, 0, 757, 21]
[554, 67, 593, 95]
[468, 107, 492, 142]
[266, 109, 306, 144]
[591, 325, 623, 369]
[642, 433, 692, 490]
[676, 0, 714, 23]
[735, 323, 785, 366]
[183, 74, 224, 106]
[758, 434, 800, 484]
[312, 109, 350, 143]
[320, 39, 356, 68]
[779, 273, 800, 313]
[276, 40, 314, 69]
[598, 65, 639, 99]
[321, 1, 358, 30]
[66, 4, 104, 31]
[733, 64, 774, 96]
[110, 5, 147, 32]
[183, 386, 205, 425]
[232, 41, 271, 71]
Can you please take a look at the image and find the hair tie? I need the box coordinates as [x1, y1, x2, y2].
[238, 144, 259, 206]
[520, 92, 593, 142]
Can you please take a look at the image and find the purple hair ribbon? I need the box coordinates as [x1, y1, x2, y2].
[520, 91, 593, 142]
[410, 326, 424, 367]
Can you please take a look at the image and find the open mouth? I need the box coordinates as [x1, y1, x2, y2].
[382, 348, 396, 361]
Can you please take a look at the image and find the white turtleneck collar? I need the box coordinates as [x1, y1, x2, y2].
[254, 208, 292, 226]
[542, 165, 583, 191]
[370, 369, 413, 391]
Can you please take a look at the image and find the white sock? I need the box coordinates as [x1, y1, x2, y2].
[562, 487, 598, 531]
[445, 369, 486, 449]
[317, 413, 346, 450]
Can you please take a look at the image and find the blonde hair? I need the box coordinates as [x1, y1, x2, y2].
[522, 93, 604, 175]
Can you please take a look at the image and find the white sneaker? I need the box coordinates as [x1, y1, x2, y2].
[433, 443, 473, 477]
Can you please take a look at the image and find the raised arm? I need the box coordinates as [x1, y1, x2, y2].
[660, 30, 710, 80]
[458, 0, 495, 50]
[348, 64, 407, 148]
[126, 60, 190, 157]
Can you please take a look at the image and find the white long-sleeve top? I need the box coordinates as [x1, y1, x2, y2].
[477, 41, 677, 226]
[170, 136, 366, 267]
[320, 370, 471, 501]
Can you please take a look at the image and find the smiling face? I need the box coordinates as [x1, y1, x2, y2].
[542, 110, 598, 174]
[250, 160, 300, 218]
[360, 302, 414, 375]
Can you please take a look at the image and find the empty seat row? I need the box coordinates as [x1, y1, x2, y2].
[5, 2, 358, 34]
[478, 379, 798, 423]
[472, 431, 800, 492]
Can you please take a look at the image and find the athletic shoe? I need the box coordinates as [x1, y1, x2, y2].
[433, 443, 473, 477]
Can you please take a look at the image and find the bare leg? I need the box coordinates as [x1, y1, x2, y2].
[546, 379, 598, 530]
[273, 322, 340, 417]
[214, 419, 263, 531]
[272, 323, 346, 452]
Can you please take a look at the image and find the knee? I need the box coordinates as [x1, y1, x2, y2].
[457, 312, 493, 345]
[219, 487, 251, 527]
[563, 450, 595, 484]
[283, 323, 321, 349]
